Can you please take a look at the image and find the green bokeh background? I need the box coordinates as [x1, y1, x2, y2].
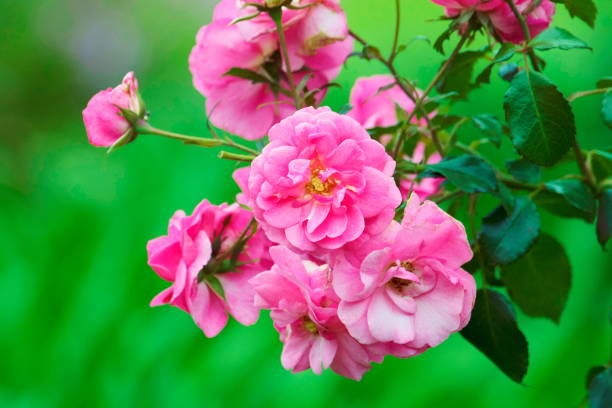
[1, 1, 611, 407]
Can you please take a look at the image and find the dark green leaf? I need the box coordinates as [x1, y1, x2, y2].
[495, 181, 516, 213]
[506, 159, 541, 184]
[501, 234, 571, 323]
[433, 25, 452, 55]
[589, 368, 612, 408]
[461, 289, 529, 383]
[479, 197, 540, 265]
[223, 67, 271, 84]
[367, 123, 402, 138]
[493, 43, 516, 63]
[535, 179, 597, 222]
[603, 91, 612, 130]
[475, 63, 494, 86]
[423, 155, 498, 193]
[504, 70, 576, 166]
[473, 114, 504, 147]
[437, 51, 486, 98]
[597, 77, 612, 89]
[589, 149, 612, 183]
[532, 27, 591, 51]
[555, 0, 598, 28]
[597, 189, 612, 249]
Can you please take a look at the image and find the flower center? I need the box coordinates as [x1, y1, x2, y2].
[302, 316, 319, 335]
[388, 277, 413, 292]
[305, 167, 337, 196]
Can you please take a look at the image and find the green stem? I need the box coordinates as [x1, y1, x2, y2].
[572, 138, 598, 193]
[136, 121, 259, 155]
[391, 29, 471, 159]
[218, 151, 256, 162]
[389, 0, 401, 63]
[503, 0, 540, 71]
[568, 87, 612, 102]
[270, 8, 300, 108]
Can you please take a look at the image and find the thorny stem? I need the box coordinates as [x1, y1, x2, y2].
[136, 121, 260, 156]
[503, 0, 540, 71]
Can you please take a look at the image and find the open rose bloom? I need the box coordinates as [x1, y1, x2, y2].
[189, 0, 353, 140]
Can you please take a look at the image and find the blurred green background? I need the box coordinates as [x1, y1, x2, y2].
[1, 0, 611, 407]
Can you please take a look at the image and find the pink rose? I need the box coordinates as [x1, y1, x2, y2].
[431, 0, 555, 44]
[82, 72, 141, 147]
[250, 246, 381, 380]
[334, 194, 476, 349]
[347, 75, 443, 200]
[400, 143, 444, 200]
[189, 0, 352, 140]
[347, 74, 418, 129]
[246, 107, 401, 253]
[147, 199, 272, 337]
[488, 0, 555, 43]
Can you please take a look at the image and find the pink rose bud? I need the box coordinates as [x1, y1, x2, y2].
[82, 72, 142, 148]
[147, 200, 273, 337]
[250, 246, 384, 380]
[246, 107, 401, 254]
[334, 194, 476, 351]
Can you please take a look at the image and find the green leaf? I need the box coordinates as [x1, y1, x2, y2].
[472, 114, 504, 148]
[501, 234, 571, 323]
[603, 91, 612, 130]
[553, 0, 597, 28]
[423, 155, 498, 193]
[493, 43, 516, 63]
[433, 26, 452, 55]
[534, 179, 597, 222]
[461, 289, 529, 383]
[504, 70, 576, 167]
[532, 27, 591, 51]
[589, 149, 612, 183]
[367, 123, 402, 138]
[597, 77, 612, 89]
[506, 159, 541, 184]
[223, 67, 271, 84]
[338, 104, 353, 115]
[589, 368, 612, 408]
[204, 274, 225, 300]
[479, 197, 540, 265]
[437, 51, 486, 98]
[597, 189, 612, 249]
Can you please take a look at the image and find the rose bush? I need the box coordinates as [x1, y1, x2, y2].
[83, 0, 611, 389]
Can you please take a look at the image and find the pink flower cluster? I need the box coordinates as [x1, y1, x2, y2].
[80, 0, 508, 381]
[432, 0, 555, 44]
[189, 0, 353, 140]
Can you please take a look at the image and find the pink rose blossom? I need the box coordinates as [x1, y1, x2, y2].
[246, 106, 401, 253]
[488, 0, 555, 43]
[82, 72, 141, 147]
[347, 75, 443, 200]
[334, 194, 476, 349]
[431, 0, 555, 44]
[189, 0, 352, 140]
[147, 200, 272, 337]
[250, 246, 381, 380]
